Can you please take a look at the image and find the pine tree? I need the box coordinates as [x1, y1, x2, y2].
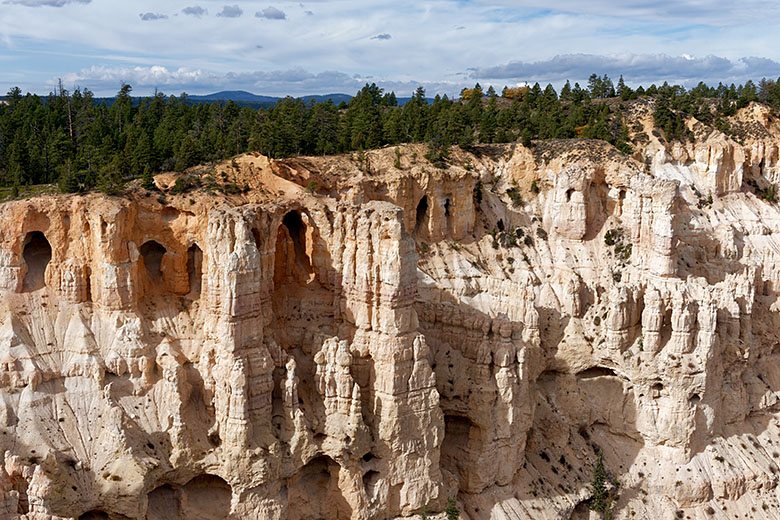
[521, 128, 533, 147]
[175, 134, 200, 171]
[560, 80, 572, 101]
[7, 129, 31, 186]
[459, 124, 474, 150]
[445, 498, 460, 520]
[589, 453, 610, 518]
[617, 75, 633, 100]
[141, 165, 155, 190]
[97, 155, 125, 195]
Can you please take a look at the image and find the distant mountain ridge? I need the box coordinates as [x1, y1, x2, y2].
[186, 90, 354, 105]
[0, 90, 435, 107]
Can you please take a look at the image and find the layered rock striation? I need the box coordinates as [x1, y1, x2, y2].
[2, 102, 780, 519]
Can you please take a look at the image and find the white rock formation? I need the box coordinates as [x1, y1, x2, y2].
[3, 103, 780, 519]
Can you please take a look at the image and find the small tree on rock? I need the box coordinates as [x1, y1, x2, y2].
[445, 498, 460, 520]
[590, 452, 612, 519]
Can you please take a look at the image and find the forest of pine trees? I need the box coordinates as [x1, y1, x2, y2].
[3, 74, 780, 194]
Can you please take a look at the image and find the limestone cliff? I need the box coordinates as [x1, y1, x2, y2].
[3, 102, 780, 520]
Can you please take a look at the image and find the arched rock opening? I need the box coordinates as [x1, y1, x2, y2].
[270, 210, 336, 431]
[187, 244, 203, 297]
[140, 241, 166, 281]
[147, 484, 178, 520]
[22, 231, 51, 292]
[362, 469, 381, 500]
[146, 476, 231, 520]
[441, 414, 483, 491]
[180, 475, 232, 520]
[272, 210, 333, 342]
[283, 211, 311, 271]
[287, 456, 351, 520]
[415, 196, 429, 235]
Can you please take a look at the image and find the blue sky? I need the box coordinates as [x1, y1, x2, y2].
[2, 0, 780, 97]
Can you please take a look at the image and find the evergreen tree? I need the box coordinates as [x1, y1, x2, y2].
[141, 165, 155, 190]
[617, 75, 633, 100]
[58, 161, 81, 193]
[521, 128, 533, 147]
[479, 96, 498, 143]
[97, 154, 124, 195]
[560, 80, 572, 101]
[175, 134, 201, 171]
[589, 453, 610, 519]
[445, 498, 460, 520]
[7, 129, 31, 186]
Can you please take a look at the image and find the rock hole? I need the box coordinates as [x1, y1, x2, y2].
[282, 211, 310, 270]
[147, 484, 179, 520]
[22, 231, 51, 292]
[287, 455, 351, 520]
[78, 511, 109, 520]
[362, 470, 380, 499]
[441, 414, 483, 491]
[161, 207, 178, 223]
[566, 188, 574, 202]
[84, 266, 92, 302]
[140, 241, 166, 280]
[415, 196, 429, 235]
[689, 393, 701, 405]
[180, 474, 232, 520]
[660, 306, 673, 346]
[362, 452, 375, 462]
[576, 366, 617, 379]
[444, 197, 452, 235]
[187, 244, 203, 297]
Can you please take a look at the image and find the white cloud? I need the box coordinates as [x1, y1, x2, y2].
[182, 6, 206, 17]
[471, 54, 780, 86]
[6, 0, 89, 5]
[61, 65, 213, 88]
[216, 5, 242, 18]
[255, 6, 286, 20]
[56, 64, 459, 97]
[470, 0, 780, 26]
[139, 12, 167, 21]
[3, 0, 780, 96]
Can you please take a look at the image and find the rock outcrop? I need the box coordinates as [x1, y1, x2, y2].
[3, 102, 780, 519]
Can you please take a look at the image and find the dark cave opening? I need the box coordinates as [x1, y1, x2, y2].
[187, 244, 203, 297]
[415, 196, 429, 235]
[22, 231, 51, 292]
[140, 240, 166, 280]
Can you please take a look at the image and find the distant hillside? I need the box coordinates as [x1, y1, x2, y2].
[185, 91, 354, 108]
[0, 91, 434, 108]
[187, 91, 279, 103]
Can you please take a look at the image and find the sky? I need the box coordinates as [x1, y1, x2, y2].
[2, 0, 780, 98]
